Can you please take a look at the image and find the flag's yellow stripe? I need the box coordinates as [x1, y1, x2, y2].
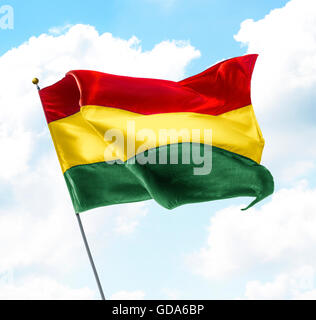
[48, 105, 264, 173]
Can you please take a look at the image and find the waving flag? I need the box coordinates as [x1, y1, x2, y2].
[39, 54, 274, 213]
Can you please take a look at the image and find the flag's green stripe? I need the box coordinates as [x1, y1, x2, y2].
[64, 144, 274, 213]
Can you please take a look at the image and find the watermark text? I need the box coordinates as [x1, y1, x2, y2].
[0, 5, 14, 30]
[104, 123, 213, 176]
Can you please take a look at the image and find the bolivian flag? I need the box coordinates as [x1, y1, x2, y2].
[39, 54, 274, 213]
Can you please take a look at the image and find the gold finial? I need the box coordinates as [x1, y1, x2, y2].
[32, 78, 40, 90]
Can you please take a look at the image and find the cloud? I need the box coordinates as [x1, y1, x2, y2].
[0, 274, 95, 300]
[242, 266, 316, 300]
[162, 288, 182, 300]
[281, 160, 315, 183]
[110, 290, 146, 300]
[182, 0, 316, 299]
[0, 155, 84, 273]
[188, 182, 316, 280]
[114, 203, 149, 235]
[0, 126, 33, 180]
[0, 24, 199, 298]
[0, 24, 200, 181]
[234, 0, 316, 183]
[48, 24, 73, 35]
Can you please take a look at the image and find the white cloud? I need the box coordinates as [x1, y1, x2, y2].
[162, 288, 182, 300]
[281, 160, 315, 182]
[0, 275, 95, 300]
[0, 24, 200, 181]
[48, 24, 73, 35]
[0, 155, 84, 273]
[243, 266, 316, 300]
[188, 182, 316, 280]
[0, 24, 199, 298]
[185, 0, 316, 297]
[110, 290, 146, 300]
[0, 126, 32, 180]
[114, 203, 149, 235]
[234, 0, 316, 182]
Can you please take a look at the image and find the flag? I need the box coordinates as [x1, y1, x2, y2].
[39, 54, 274, 213]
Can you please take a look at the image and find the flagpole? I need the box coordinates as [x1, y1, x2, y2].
[33, 78, 106, 301]
[32, 77, 40, 90]
[76, 213, 106, 300]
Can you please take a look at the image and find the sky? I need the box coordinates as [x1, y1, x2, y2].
[1, 0, 316, 300]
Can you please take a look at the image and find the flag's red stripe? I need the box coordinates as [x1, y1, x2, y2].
[40, 74, 80, 124]
[40, 54, 258, 124]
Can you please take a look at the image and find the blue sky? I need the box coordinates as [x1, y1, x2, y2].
[2, 0, 287, 67]
[1, 0, 316, 300]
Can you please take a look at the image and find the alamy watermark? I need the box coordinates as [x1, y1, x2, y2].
[103, 122, 213, 176]
[0, 269, 14, 287]
[0, 5, 14, 30]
